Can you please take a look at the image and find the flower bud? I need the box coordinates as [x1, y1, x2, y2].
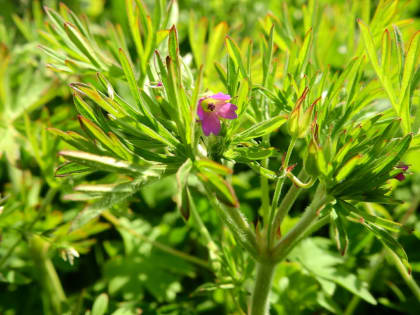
[297, 99, 317, 138]
[287, 104, 302, 138]
[304, 137, 321, 177]
[287, 89, 320, 139]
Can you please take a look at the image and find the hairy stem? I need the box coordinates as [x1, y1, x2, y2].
[261, 158, 270, 220]
[273, 185, 331, 261]
[272, 169, 310, 232]
[205, 188, 259, 259]
[267, 137, 297, 246]
[250, 185, 331, 315]
[250, 262, 276, 315]
[29, 235, 66, 315]
[188, 189, 221, 271]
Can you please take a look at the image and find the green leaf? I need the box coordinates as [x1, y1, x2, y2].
[55, 162, 91, 177]
[393, 25, 405, 80]
[398, 31, 420, 134]
[168, 25, 179, 66]
[71, 180, 142, 231]
[233, 114, 287, 141]
[195, 159, 232, 176]
[296, 28, 312, 75]
[188, 14, 207, 67]
[176, 159, 192, 221]
[331, 210, 349, 256]
[224, 146, 275, 162]
[225, 36, 248, 79]
[118, 48, 153, 122]
[91, 293, 109, 315]
[48, 128, 98, 152]
[262, 25, 275, 86]
[358, 19, 398, 114]
[290, 238, 377, 305]
[63, 22, 105, 70]
[248, 162, 278, 180]
[73, 92, 97, 123]
[338, 200, 401, 232]
[381, 29, 391, 74]
[58, 150, 165, 176]
[326, 57, 360, 109]
[335, 154, 363, 182]
[206, 22, 228, 76]
[363, 222, 410, 273]
[373, 134, 412, 178]
[198, 172, 239, 208]
[78, 116, 127, 159]
[70, 83, 125, 118]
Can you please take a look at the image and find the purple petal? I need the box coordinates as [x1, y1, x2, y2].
[396, 163, 409, 171]
[210, 92, 231, 101]
[217, 102, 238, 119]
[201, 112, 221, 136]
[197, 98, 206, 120]
[394, 173, 405, 181]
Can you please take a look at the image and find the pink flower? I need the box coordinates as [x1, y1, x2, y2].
[197, 93, 238, 136]
[394, 163, 409, 181]
[394, 173, 406, 181]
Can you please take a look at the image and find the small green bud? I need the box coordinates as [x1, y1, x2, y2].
[287, 89, 320, 139]
[305, 137, 321, 177]
[297, 99, 318, 138]
[287, 87, 308, 138]
[287, 104, 302, 138]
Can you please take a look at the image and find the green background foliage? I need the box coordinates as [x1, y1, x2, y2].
[1, 0, 420, 314]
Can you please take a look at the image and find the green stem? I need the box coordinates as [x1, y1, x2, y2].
[250, 186, 330, 315]
[260, 158, 270, 220]
[188, 189, 221, 271]
[29, 235, 66, 315]
[205, 187, 259, 259]
[300, 214, 331, 240]
[273, 185, 330, 261]
[267, 137, 297, 246]
[250, 262, 276, 315]
[272, 169, 310, 237]
[102, 211, 211, 270]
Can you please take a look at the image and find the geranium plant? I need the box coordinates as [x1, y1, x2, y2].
[27, 0, 420, 313]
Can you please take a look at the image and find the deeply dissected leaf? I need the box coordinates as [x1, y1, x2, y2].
[338, 200, 402, 233]
[233, 114, 287, 141]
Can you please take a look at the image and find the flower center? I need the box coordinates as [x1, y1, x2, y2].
[207, 103, 216, 111]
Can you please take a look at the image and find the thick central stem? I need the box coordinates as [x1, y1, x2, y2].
[250, 185, 330, 315]
[250, 262, 276, 315]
